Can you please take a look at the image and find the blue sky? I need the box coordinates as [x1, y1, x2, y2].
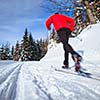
[0, 0, 51, 45]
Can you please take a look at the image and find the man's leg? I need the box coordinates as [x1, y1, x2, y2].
[63, 50, 69, 67]
[57, 28, 82, 70]
[63, 42, 82, 71]
[57, 28, 70, 68]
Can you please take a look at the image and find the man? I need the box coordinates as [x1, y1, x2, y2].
[46, 13, 82, 72]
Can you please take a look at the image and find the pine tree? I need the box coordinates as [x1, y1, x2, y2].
[21, 28, 30, 61]
[10, 46, 14, 60]
[14, 41, 20, 61]
[28, 33, 34, 60]
[0, 44, 5, 60]
[0, 43, 10, 60]
[28, 33, 38, 60]
[11, 46, 14, 56]
[35, 40, 41, 60]
[39, 39, 44, 59]
[41, 39, 48, 58]
[5, 42, 10, 59]
[36, 39, 48, 60]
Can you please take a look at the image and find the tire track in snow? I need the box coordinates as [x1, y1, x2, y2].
[0, 63, 23, 100]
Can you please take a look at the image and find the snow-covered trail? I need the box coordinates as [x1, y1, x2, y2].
[17, 61, 100, 100]
[0, 60, 100, 100]
[0, 62, 23, 100]
[16, 62, 54, 100]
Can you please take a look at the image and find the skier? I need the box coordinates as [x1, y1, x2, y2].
[46, 13, 82, 72]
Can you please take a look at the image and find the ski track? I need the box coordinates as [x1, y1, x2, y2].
[0, 61, 100, 100]
[48, 72, 100, 100]
[0, 63, 23, 100]
[16, 62, 53, 100]
[54, 78, 100, 100]
[0, 62, 17, 75]
[0, 64, 21, 84]
[16, 62, 100, 100]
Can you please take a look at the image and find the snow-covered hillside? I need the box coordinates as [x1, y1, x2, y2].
[69, 23, 100, 60]
[0, 23, 100, 100]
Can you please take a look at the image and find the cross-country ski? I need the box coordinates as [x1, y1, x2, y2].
[54, 68, 100, 81]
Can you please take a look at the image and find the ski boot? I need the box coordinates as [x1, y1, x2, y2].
[72, 54, 82, 72]
[62, 64, 69, 69]
[75, 61, 81, 72]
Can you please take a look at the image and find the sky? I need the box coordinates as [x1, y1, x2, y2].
[0, 0, 51, 46]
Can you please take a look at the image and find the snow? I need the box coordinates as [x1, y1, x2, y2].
[0, 23, 100, 100]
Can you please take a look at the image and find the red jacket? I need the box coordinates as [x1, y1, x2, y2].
[46, 14, 75, 32]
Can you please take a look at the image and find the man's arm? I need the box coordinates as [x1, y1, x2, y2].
[66, 16, 75, 31]
[46, 16, 53, 30]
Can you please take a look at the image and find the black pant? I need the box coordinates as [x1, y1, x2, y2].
[57, 28, 75, 65]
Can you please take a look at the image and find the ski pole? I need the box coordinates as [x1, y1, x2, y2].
[48, 30, 51, 37]
[76, 36, 83, 41]
[71, 32, 83, 41]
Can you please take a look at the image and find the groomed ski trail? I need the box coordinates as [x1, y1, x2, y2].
[0, 61, 100, 100]
[16, 62, 53, 100]
[15, 62, 100, 100]
[0, 62, 23, 100]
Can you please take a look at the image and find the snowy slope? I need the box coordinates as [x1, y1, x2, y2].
[69, 23, 100, 60]
[0, 23, 100, 100]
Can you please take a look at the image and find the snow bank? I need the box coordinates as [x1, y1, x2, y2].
[41, 39, 64, 63]
[70, 23, 100, 56]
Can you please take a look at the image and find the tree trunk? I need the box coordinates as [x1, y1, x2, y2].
[80, 0, 96, 24]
